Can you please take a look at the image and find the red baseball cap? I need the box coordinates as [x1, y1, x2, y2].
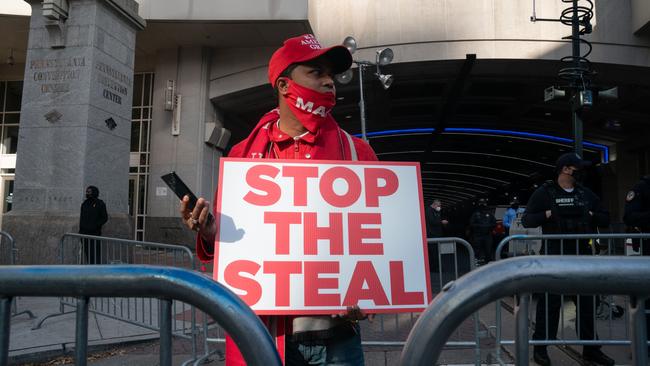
[268, 34, 352, 86]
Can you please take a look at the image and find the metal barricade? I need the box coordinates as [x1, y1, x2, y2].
[400, 255, 650, 366]
[0, 265, 281, 366]
[491, 233, 650, 364]
[35, 233, 211, 365]
[0, 231, 35, 320]
[359, 237, 481, 365]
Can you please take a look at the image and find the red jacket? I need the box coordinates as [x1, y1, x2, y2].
[197, 109, 377, 365]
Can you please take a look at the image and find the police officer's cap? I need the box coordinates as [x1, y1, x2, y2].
[555, 153, 591, 171]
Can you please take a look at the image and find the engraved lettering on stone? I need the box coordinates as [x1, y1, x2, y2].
[95, 61, 130, 105]
[30, 57, 86, 94]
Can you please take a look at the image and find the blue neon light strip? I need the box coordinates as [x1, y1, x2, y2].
[357, 127, 609, 162]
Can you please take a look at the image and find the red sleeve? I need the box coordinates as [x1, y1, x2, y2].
[351, 136, 378, 161]
[195, 236, 214, 262]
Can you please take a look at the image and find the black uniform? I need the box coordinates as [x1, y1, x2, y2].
[469, 207, 496, 262]
[79, 186, 108, 264]
[623, 175, 650, 351]
[522, 180, 609, 354]
[425, 205, 445, 238]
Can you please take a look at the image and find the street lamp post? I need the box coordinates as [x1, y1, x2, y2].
[335, 37, 394, 142]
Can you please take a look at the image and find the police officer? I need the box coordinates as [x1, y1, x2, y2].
[522, 153, 613, 366]
[469, 198, 496, 264]
[623, 174, 650, 355]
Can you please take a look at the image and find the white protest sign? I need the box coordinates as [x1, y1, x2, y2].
[214, 158, 431, 315]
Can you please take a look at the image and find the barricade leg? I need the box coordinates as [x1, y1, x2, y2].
[160, 299, 172, 366]
[630, 296, 648, 366]
[75, 297, 89, 366]
[0, 297, 11, 366]
[514, 294, 530, 366]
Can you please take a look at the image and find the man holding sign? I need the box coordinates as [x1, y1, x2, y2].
[180, 34, 430, 365]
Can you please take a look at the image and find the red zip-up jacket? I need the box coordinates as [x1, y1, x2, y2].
[197, 110, 377, 365]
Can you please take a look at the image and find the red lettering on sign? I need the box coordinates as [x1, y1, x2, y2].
[348, 213, 384, 255]
[343, 261, 389, 306]
[390, 261, 424, 305]
[263, 261, 302, 306]
[319, 167, 361, 208]
[224, 260, 262, 305]
[244, 165, 281, 206]
[364, 168, 399, 207]
[283, 166, 319, 206]
[304, 261, 340, 306]
[303, 212, 343, 255]
[264, 211, 302, 255]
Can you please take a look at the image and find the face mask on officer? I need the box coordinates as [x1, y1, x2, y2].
[565, 166, 584, 183]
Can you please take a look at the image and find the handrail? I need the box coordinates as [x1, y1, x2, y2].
[400, 256, 650, 366]
[0, 265, 281, 366]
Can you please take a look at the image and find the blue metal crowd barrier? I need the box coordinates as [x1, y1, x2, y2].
[400, 255, 650, 366]
[0, 265, 281, 366]
[0, 231, 35, 320]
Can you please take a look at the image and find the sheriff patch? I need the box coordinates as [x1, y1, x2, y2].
[626, 190, 636, 202]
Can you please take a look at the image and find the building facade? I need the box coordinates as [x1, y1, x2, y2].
[1, 0, 649, 246]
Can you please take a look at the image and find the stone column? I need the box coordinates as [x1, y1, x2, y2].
[4, 0, 145, 264]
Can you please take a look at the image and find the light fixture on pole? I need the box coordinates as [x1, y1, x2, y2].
[335, 36, 394, 142]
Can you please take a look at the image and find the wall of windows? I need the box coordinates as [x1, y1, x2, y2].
[0, 81, 21, 229]
[129, 73, 154, 241]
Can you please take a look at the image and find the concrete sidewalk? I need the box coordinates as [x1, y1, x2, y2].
[8, 297, 169, 364]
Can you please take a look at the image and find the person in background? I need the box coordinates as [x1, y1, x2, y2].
[522, 153, 613, 366]
[425, 199, 449, 277]
[469, 198, 496, 264]
[623, 174, 650, 356]
[503, 198, 524, 236]
[79, 185, 108, 264]
[425, 199, 448, 238]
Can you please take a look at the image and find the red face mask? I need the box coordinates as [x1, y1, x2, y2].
[282, 80, 336, 133]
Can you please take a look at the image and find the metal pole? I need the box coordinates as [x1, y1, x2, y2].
[358, 63, 367, 142]
[75, 297, 89, 366]
[573, 104, 583, 157]
[0, 297, 11, 366]
[571, 0, 583, 157]
[160, 299, 172, 366]
[514, 294, 531, 366]
[630, 296, 649, 366]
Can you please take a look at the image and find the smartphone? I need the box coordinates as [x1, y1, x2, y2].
[161, 172, 199, 210]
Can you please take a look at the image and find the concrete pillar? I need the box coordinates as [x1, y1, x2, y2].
[4, 0, 145, 264]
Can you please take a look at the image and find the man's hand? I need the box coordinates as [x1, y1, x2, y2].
[545, 210, 552, 219]
[180, 196, 216, 243]
[332, 305, 374, 322]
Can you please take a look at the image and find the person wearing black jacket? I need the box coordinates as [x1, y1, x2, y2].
[425, 199, 449, 279]
[79, 186, 108, 264]
[623, 174, 650, 355]
[469, 198, 496, 264]
[522, 153, 613, 366]
[425, 199, 448, 238]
